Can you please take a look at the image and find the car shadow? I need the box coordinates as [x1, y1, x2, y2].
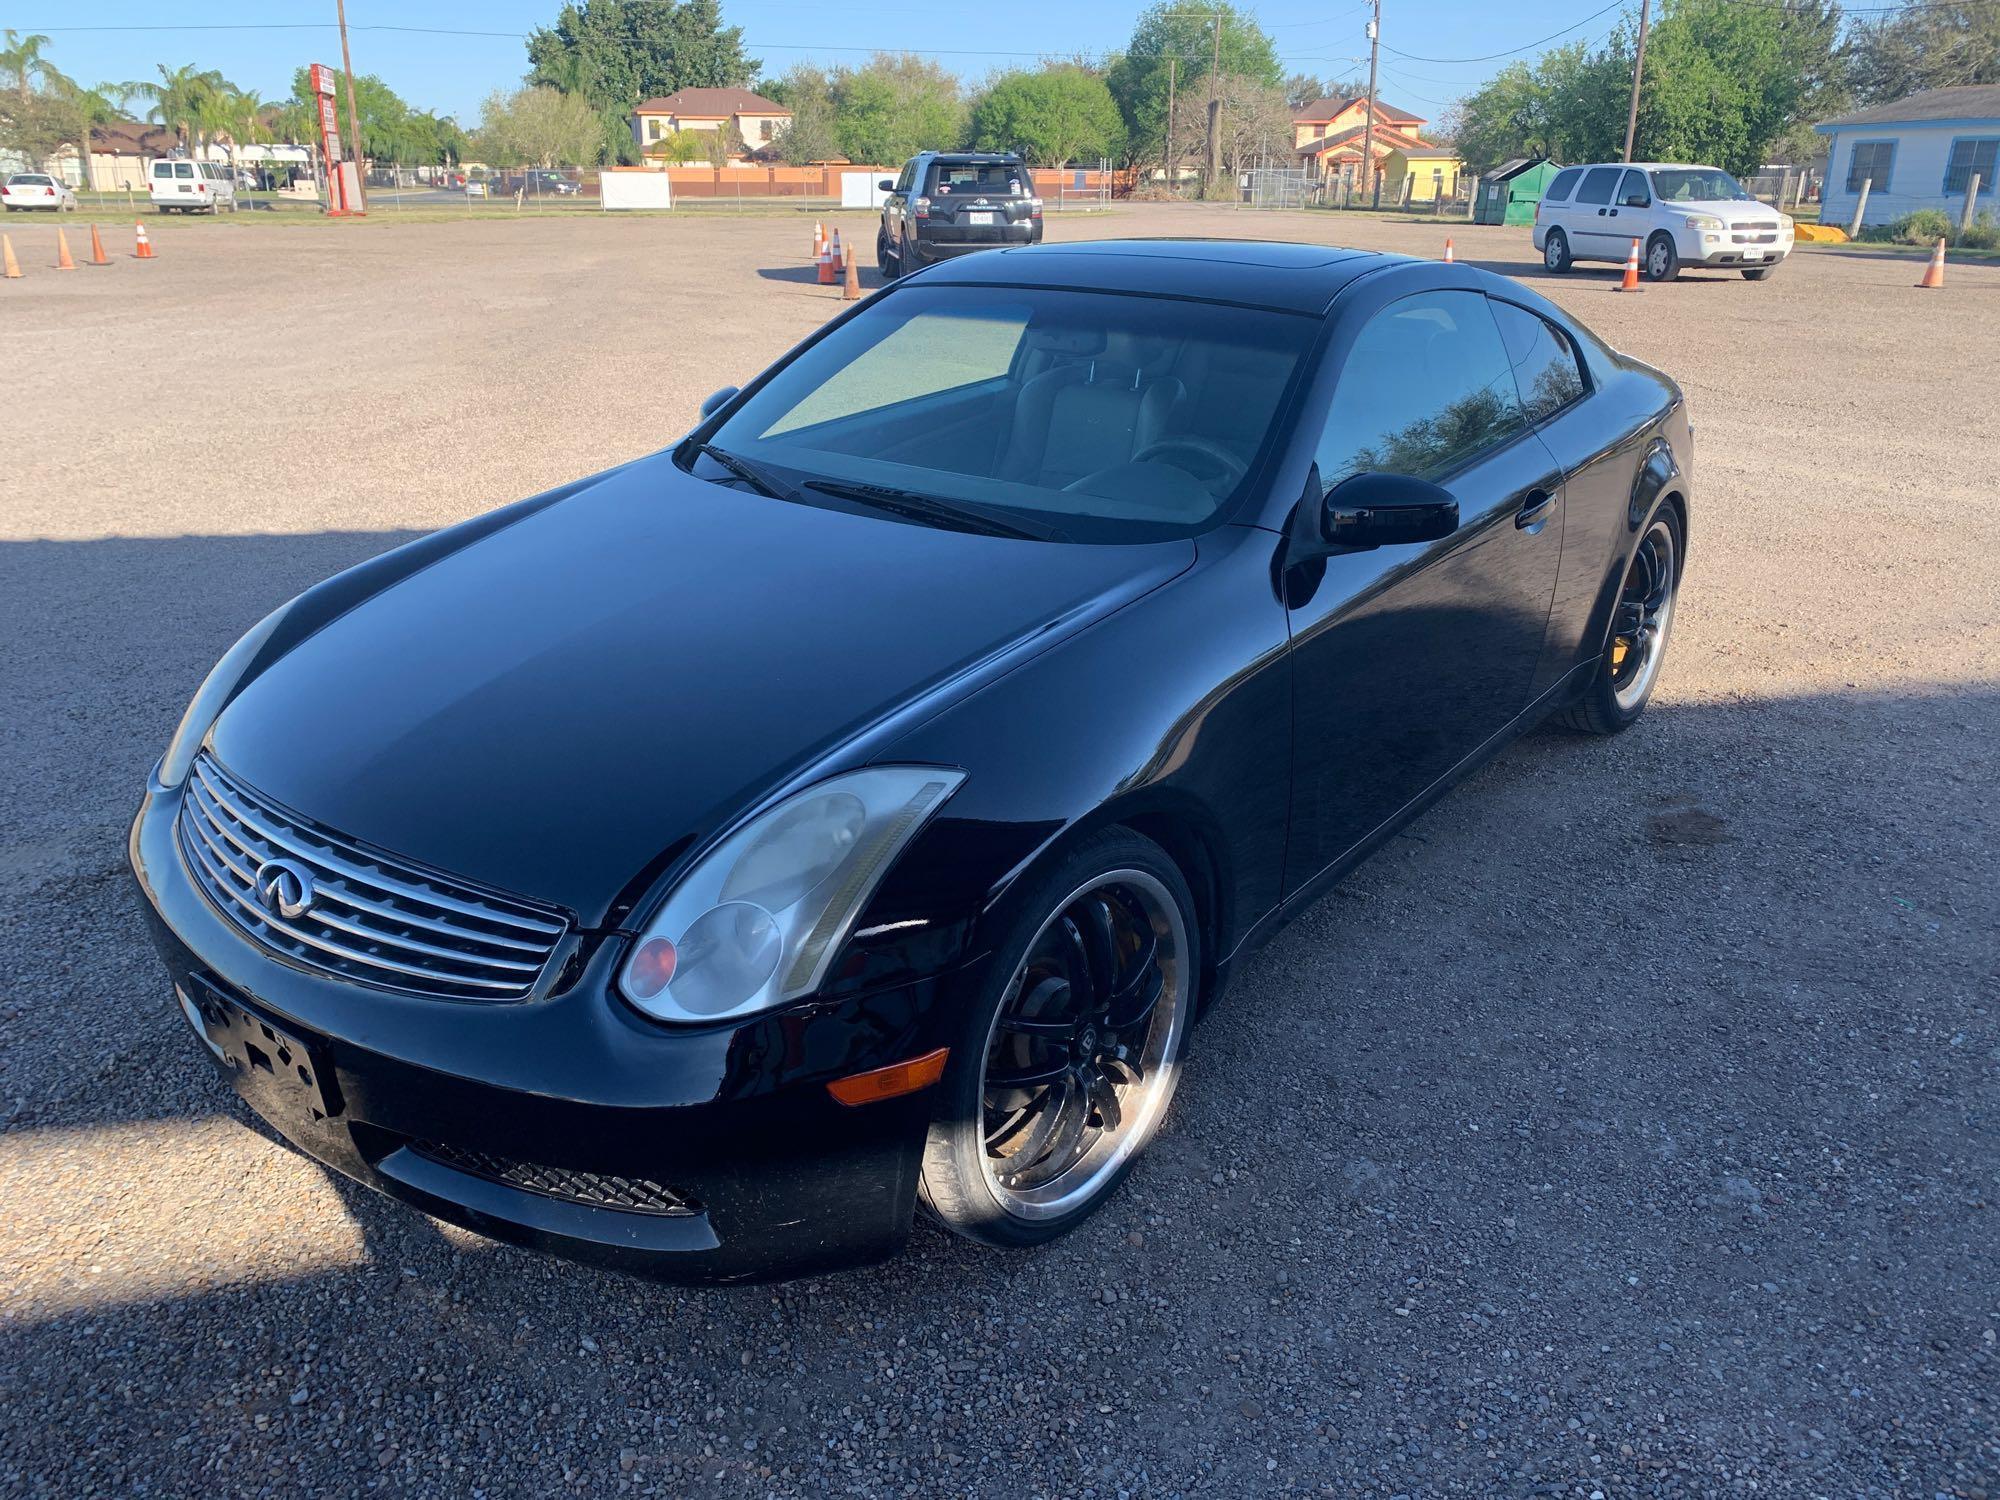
[755, 263, 889, 289]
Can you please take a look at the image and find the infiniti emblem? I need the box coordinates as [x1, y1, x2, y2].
[253, 858, 315, 920]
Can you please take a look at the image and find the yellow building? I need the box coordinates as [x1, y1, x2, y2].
[1293, 96, 1464, 202]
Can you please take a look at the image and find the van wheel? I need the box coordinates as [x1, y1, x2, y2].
[1741, 261, 1776, 280]
[1543, 228, 1571, 273]
[1644, 233, 1680, 283]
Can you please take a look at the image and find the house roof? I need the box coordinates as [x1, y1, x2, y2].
[1298, 121, 1430, 157]
[633, 87, 791, 119]
[1292, 95, 1423, 127]
[90, 122, 179, 157]
[1815, 84, 2000, 131]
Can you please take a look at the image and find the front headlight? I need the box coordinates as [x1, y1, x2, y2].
[1686, 214, 1724, 233]
[1778, 214, 1795, 235]
[619, 766, 966, 1024]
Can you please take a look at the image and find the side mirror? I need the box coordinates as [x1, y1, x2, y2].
[1321, 472, 1458, 550]
[878, 178, 895, 192]
[698, 386, 739, 420]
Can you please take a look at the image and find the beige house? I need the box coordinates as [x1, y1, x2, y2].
[632, 88, 792, 158]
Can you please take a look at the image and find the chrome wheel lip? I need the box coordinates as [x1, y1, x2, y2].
[1612, 518, 1677, 711]
[977, 868, 1188, 1223]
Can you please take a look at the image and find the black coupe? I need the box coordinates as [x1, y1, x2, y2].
[132, 240, 1690, 1282]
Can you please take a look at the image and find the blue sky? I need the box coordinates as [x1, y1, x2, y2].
[15, 0, 1629, 126]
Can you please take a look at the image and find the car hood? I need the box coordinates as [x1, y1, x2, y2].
[1663, 198, 1781, 225]
[208, 454, 1191, 925]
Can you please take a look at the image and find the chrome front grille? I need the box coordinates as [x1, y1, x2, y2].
[177, 753, 567, 1001]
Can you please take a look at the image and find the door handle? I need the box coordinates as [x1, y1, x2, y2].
[1598, 207, 1609, 216]
[1515, 489, 1556, 529]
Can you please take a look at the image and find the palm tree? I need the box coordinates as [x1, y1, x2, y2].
[0, 30, 56, 106]
[132, 63, 230, 155]
[53, 78, 135, 191]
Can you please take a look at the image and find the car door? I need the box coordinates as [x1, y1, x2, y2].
[1282, 287, 1564, 894]
[1569, 165, 1625, 259]
[887, 158, 917, 254]
[1610, 168, 1653, 253]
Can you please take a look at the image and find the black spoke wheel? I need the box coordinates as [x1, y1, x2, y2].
[919, 830, 1195, 1245]
[1561, 508, 1681, 735]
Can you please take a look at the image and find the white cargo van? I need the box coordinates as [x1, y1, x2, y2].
[149, 159, 239, 214]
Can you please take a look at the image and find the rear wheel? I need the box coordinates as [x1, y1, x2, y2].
[920, 829, 1197, 1248]
[1560, 508, 1681, 735]
[1543, 228, 1572, 273]
[1644, 232, 1680, 283]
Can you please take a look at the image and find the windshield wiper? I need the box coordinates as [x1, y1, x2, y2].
[692, 443, 799, 502]
[801, 478, 1065, 542]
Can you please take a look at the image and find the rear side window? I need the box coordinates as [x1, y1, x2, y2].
[1574, 166, 1620, 206]
[1316, 290, 1529, 488]
[152, 162, 172, 178]
[927, 162, 1028, 196]
[1544, 167, 1580, 202]
[173, 162, 195, 179]
[1490, 301, 1588, 423]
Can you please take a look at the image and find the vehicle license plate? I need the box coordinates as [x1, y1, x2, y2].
[1742, 247, 1764, 260]
[966, 212, 995, 225]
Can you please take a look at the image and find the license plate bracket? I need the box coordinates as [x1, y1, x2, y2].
[178, 978, 342, 1124]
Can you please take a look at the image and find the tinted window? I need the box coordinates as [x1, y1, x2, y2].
[173, 162, 194, 179]
[705, 285, 1314, 541]
[1316, 290, 1528, 488]
[1490, 301, 1587, 423]
[1945, 137, 1998, 194]
[1652, 167, 1747, 201]
[1574, 166, 1620, 205]
[152, 162, 172, 178]
[1618, 169, 1651, 206]
[13, 174, 53, 186]
[927, 162, 1028, 196]
[895, 160, 915, 193]
[1544, 167, 1580, 202]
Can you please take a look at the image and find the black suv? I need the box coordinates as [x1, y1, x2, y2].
[877, 152, 1042, 277]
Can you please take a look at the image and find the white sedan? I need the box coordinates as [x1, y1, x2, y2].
[2, 173, 78, 212]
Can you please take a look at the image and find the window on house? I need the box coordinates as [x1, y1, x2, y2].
[648, 119, 664, 141]
[1944, 137, 1998, 194]
[759, 118, 774, 141]
[1846, 140, 1894, 193]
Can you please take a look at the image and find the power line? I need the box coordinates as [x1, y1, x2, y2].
[1379, 0, 1628, 65]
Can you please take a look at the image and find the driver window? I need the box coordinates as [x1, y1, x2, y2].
[1618, 169, 1651, 208]
[1316, 290, 1529, 489]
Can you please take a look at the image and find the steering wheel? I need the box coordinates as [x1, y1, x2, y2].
[1131, 436, 1249, 490]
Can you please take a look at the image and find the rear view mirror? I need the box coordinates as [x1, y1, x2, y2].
[1321, 472, 1459, 550]
[698, 386, 739, 420]
[878, 178, 895, 192]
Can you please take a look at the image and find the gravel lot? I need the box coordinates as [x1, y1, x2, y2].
[2, 203, 1995, 1498]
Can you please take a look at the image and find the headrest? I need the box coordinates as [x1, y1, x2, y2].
[1023, 326, 1107, 357]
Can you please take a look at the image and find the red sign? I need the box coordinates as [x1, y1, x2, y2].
[310, 62, 338, 96]
[318, 94, 340, 140]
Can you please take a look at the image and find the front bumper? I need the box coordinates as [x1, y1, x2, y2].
[1682, 229, 1792, 267]
[129, 782, 971, 1284]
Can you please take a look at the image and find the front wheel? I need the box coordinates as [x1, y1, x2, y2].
[920, 829, 1198, 1248]
[1741, 261, 1778, 280]
[1543, 228, 1572, 274]
[1559, 508, 1681, 735]
[1644, 232, 1680, 283]
[876, 230, 900, 280]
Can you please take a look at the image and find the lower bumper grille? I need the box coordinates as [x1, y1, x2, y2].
[410, 1140, 699, 1216]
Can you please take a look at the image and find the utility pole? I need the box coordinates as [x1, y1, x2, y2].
[336, 0, 367, 211]
[1205, 8, 1223, 194]
[1166, 57, 1178, 194]
[1622, 0, 1650, 163]
[1361, 0, 1382, 208]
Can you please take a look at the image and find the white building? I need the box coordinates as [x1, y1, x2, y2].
[1815, 84, 2000, 229]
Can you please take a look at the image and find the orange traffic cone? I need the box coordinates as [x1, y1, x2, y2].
[1917, 236, 1945, 288]
[1616, 236, 1643, 292]
[88, 222, 111, 266]
[812, 220, 824, 259]
[1443, 236, 1454, 263]
[842, 253, 861, 302]
[2, 232, 21, 279]
[830, 228, 844, 273]
[134, 222, 155, 259]
[55, 226, 76, 271]
[816, 240, 834, 285]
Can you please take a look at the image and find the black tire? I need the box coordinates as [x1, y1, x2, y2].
[1542, 227, 1572, 274]
[876, 230, 900, 280]
[1643, 232, 1680, 283]
[1741, 261, 1777, 280]
[919, 827, 1199, 1249]
[1559, 506, 1682, 735]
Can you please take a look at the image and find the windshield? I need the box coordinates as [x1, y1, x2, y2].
[1650, 168, 1748, 203]
[698, 285, 1314, 542]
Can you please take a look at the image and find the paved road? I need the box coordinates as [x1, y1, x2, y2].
[0, 205, 1994, 1497]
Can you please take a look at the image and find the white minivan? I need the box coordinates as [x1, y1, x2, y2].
[149, 158, 239, 214]
[1532, 162, 1793, 282]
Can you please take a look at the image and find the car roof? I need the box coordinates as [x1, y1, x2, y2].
[914, 239, 1397, 315]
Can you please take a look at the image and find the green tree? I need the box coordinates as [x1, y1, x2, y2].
[1, 30, 57, 106]
[765, 64, 840, 165]
[475, 85, 606, 167]
[1106, 2, 1281, 181]
[1847, 0, 2000, 103]
[132, 63, 232, 154]
[967, 66, 1123, 165]
[829, 53, 966, 165]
